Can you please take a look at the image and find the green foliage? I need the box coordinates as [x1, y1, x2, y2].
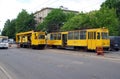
[16, 9, 35, 33]
[61, 13, 90, 31]
[101, 0, 118, 8]
[65, 12, 76, 21]
[1, 9, 35, 39]
[1, 19, 11, 36]
[101, 0, 120, 35]
[101, 0, 120, 21]
[2, 19, 16, 39]
[90, 8, 119, 35]
[37, 9, 65, 32]
[36, 9, 76, 32]
[61, 8, 119, 35]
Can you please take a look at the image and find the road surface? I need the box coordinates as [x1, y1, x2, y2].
[0, 48, 120, 79]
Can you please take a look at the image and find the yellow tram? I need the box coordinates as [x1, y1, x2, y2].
[47, 28, 110, 50]
[16, 31, 46, 49]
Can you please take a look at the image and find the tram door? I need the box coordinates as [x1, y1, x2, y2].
[62, 34, 67, 47]
[87, 32, 96, 50]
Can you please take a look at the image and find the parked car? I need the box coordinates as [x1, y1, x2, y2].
[8, 39, 15, 44]
[0, 36, 9, 49]
[109, 36, 120, 51]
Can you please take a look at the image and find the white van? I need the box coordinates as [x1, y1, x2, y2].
[0, 36, 9, 49]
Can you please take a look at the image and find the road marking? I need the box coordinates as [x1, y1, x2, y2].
[0, 65, 12, 79]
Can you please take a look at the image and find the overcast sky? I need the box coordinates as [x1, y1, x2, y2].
[0, 0, 105, 30]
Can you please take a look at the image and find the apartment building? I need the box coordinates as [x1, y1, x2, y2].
[34, 7, 79, 26]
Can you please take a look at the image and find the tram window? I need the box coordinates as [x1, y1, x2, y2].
[53, 34, 57, 40]
[102, 32, 108, 39]
[90, 32, 92, 39]
[88, 32, 90, 39]
[89, 32, 92, 39]
[50, 34, 54, 40]
[92, 32, 94, 39]
[91, 32, 93, 39]
[80, 31, 86, 39]
[58, 33, 61, 40]
[39, 35, 45, 39]
[97, 32, 100, 39]
[74, 31, 79, 39]
[68, 32, 73, 40]
[94, 32, 96, 39]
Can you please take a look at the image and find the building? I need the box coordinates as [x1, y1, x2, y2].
[34, 7, 79, 26]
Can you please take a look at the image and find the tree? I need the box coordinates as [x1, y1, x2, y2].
[101, 0, 120, 35]
[36, 9, 76, 32]
[2, 9, 36, 38]
[90, 8, 119, 35]
[61, 13, 90, 31]
[61, 8, 119, 35]
[7, 19, 16, 39]
[1, 19, 11, 36]
[16, 9, 35, 33]
[2, 19, 16, 38]
[101, 0, 120, 18]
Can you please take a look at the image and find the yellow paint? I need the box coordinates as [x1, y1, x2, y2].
[67, 40, 87, 46]
[47, 28, 110, 50]
[16, 31, 46, 46]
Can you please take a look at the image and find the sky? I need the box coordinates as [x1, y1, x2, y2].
[0, 0, 106, 31]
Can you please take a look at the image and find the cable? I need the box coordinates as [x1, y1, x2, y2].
[33, 0, 59, 11]
[47, 0, 60, 6]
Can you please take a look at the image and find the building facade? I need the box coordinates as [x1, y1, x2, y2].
[34, 7, 79, 26]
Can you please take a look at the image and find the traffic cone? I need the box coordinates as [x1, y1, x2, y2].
[96, 47, 104, 56]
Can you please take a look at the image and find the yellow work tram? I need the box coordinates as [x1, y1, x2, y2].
[47, 28, 110, 51]
[16, 31, 46, 49]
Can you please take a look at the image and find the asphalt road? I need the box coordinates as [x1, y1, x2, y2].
[0, 48, 120, 79]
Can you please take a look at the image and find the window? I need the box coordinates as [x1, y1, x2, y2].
[50, 34, 54, 40]
[2, 38, 8, 43]
[58, 33, 61, 40]
[50, 34, 57, 40]
[88, 32, 92, 39]
[97, 32, 100, 39]
[88, 32, 96, 39]
[52, 34, 57, 40]
[38, 35, 45, 39]
[94, 32, 96, 39]
[68, 32, 73, 40]
[54, 34, 57, 40]
[74, 31, 79, 40]
[80, 31, 86, 39]
[88, 32, 90, 39]
[102, 32, 108, 39]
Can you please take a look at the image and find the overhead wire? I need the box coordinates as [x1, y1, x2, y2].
[33, 0, 59, 11]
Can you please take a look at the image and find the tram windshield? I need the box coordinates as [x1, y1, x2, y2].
[102, 32, 109, 39]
